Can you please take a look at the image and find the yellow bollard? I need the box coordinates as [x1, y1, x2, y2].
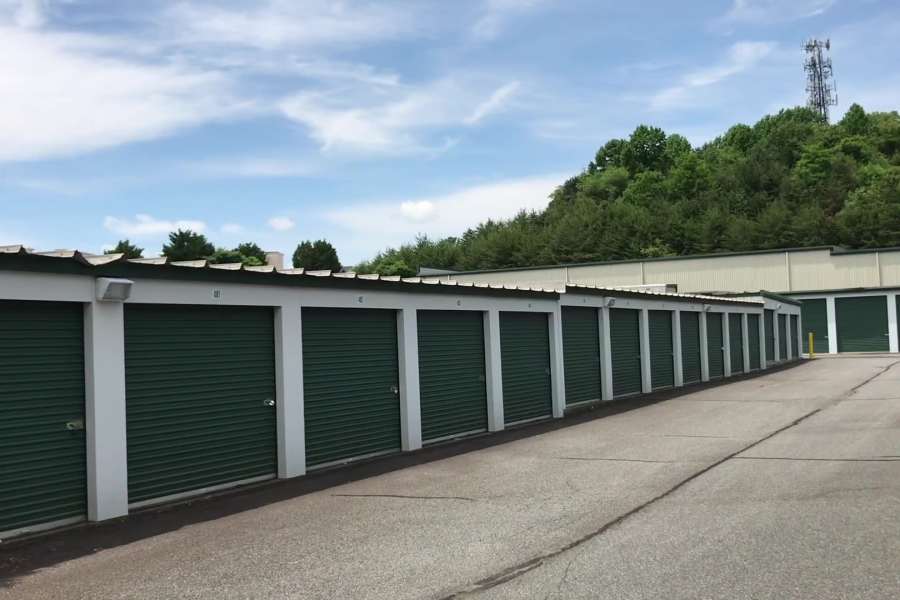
[808, 332, 815, 358]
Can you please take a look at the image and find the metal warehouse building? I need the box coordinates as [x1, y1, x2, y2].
[424, 245, 900, 355]
[0, 246, 801, 539]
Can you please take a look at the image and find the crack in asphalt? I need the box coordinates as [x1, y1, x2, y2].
[330, 493, 475, 502]
[436, 360, 900, 599]
[734, 456, 900, 463]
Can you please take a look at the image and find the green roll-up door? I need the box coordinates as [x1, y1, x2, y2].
[125, 305, 277, 503]
[748, 314, 761, 370]
[0, 301, 86, 535]
[778, 315, 788, 360]
[706, 313, 724, 378]
[801, 299, 828, 353]
[303, 308, 401, 467]
[764, 310, 775, 363]
[418, 310, 487, 442]
[500, 312, 552, 424]
[680, 311, 701, 384]
[649, 310, 674, 389]
[728, 313, 744, 374]
[562, 307, 600, 405]
[610, 308, 642, 397]
[778, 314, 788, 360]
[836, 296, 889, 352]
[790, 315, 800, 357]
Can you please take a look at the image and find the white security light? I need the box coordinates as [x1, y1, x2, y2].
[96, 278, 133, 302]
[604, 298, 616, 307]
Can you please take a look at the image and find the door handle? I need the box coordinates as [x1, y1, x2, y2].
[65, 418, 84, 431]
[263, 398, 275, 407]
[389, 385, 399, 395]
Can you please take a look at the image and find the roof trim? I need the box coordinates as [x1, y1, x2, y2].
[565, 284, 762, 306]
[704, 290, 801, 306]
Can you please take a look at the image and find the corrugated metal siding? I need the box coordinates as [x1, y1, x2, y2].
[0, 301, 86, 534]
[878, 252, 900, 287]
[801, 299, 828, 353]
[567, 263, 643, 288]
[836, 296, 889, 352]
[124, 305, 277, 503]
[562, 307, 601, 405]
[680, 311, 701, 383]
[500, 312, 552, 424]
[706, 313, 724, 378]
[764, 310, 775, 363]
[790, 251, 879, 292]
[610, 308, 642, 396]
[303, 308, 401, 467]
[748, 314, 761, 370]
[451, 268, 567, 290]
[728, 313, 744, 374]
[778, 314, 788, 359]
[417, 310, 487, 441]
[644, 253, 789, 294]
[649, 310, 674, 389]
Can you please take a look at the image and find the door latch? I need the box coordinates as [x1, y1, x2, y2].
[389, 385, 399, 395]
[65, 419, 85, 431]
[263, 398, 275, 407]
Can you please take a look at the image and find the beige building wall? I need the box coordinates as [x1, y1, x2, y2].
[435, 247, 900, 294]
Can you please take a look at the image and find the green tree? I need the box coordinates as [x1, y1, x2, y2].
[292, 240, 341, 270]
[235, 242, 267, 264]
[621, 125, 668, 174]
[161, 229, 215, 261]
[105, 239, 143, 259]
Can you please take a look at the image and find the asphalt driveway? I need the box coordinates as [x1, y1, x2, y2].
[1, 356, 898, 599]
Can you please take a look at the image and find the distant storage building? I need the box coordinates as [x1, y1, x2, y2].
[0, 245, 800, 539]
[423, 245, 900, 355]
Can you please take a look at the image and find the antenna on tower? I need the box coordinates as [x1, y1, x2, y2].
[803, 38, 837, 122]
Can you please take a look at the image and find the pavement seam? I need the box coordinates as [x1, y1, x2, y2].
[437, 360, 900, 599]
[331, 494, 475, 502]
[734, 456, 900, 463]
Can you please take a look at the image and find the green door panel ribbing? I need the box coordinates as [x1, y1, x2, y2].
[302, 308, 401, 467]
[778, 314, 788, 359]
[417, 310, 488, 441]
[562, 307, 601, 405]
[790, 315, 800, 357]
[706, 313, 724, 378]
[125, 304, 277, 503]
[500, 312, 552, 424]
[748, 314, 761, 370]
[680, 311, 702, 384]
[610, 308, 642, 397]
[649, 310, 674, 389]
[801, 299, 828, 354]
[836, 296, 889, 352]
[0, 301, 86, 534]
[764, 310, 775, 363]
[729, 313, 744, 374]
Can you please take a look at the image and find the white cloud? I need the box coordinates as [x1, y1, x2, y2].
[715, 0, 835, 26]
[164, 1, 415, 50]
[268, 216, 295, 231]
[186, 157, 317, 178]
[465, 81, 520, 125]
[104, 214, 207, 237]
[8, 0, 45, 28]
[650, 41, 776, 110]
[0, 25, 247, 162]
[280, 77, 522, 156]
[326, 174, 564, 259]
[472, 0, 546, 40]
[221, 223, 244, 234]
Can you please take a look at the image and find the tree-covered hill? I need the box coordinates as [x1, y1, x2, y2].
[357, 105, 900, 276]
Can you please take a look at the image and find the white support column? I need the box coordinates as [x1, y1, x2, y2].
[672, 310, 684, 387]
[548, 309, 566, 418]
[758, 313, 767, 369]
[722, 313, 732, 377]
[826, 297, 838, 354]
[83, 301, 128, 522]
[773, 311, 781, 362]
[274, 304, 304, 478]
[397, 308, 422, 451]
[888, 294, 899, 353]
[639, 308, 652, 393]
[742, 313, 751, 372]
[598, 306, 614, 401]
[699, 311, 710, 382]
[483, 309, 504, 431]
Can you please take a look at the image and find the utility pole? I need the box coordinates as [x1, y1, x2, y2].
[803, 39, 837, 122]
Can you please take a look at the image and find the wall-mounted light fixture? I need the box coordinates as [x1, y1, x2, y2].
[702, 304, 712, 312]
[95, 278, 133, 302]
[604, 298, 616, 307]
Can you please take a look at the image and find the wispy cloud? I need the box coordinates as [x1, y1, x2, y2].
[267, 216, 295, 231]
[104, 214, 207, 237]
[465, 81, 520, 125]
[650, 41, 776, 110]
[714, 0, 835, 27]
[472, 0, 545, 40]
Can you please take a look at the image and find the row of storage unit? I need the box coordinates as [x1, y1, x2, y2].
[0, 254, 803, 539]
[794, 290, 900, 354]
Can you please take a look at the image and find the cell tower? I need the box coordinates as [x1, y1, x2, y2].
[804, 38, 837, 121]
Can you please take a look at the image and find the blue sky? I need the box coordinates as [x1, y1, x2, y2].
[0, 0, 898, 265]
